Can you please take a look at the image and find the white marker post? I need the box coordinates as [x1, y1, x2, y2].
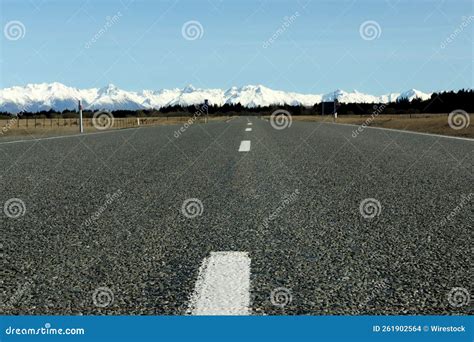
[78, 100, 83, 133]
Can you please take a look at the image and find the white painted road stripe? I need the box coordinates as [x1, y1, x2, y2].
[188, 252, 251, 315]
[245, 128, 252, 132]
[325, 122, 474, 142]
[238, 140, 251, 152]
[247, 122, 252, 125]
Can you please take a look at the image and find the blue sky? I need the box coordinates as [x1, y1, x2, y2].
[0, 0, 472, 94]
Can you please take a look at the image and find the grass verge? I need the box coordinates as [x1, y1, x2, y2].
[287, 114, 474, 139]
[0, 116, 230, 140]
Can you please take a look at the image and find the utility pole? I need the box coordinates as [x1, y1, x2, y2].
[78, 100, 83, 133]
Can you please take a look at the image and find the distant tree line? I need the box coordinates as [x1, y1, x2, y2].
[1, 89, 472, 118]
[332, 89, 473, 115]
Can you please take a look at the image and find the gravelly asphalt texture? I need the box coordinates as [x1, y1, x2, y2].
[1, 116, 472, 315]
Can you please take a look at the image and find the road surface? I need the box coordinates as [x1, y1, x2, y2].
[1, 116, 472, 315]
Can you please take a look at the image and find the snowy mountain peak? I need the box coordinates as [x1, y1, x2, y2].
[182, 84, 196, 93]
[0, 82, 434, 114]
[98, 84, 119, 95]
[398, 89, 431, 101]
[323, 89, 345, 101]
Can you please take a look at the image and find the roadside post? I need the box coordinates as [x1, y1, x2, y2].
[204, 99, 209, 123]
[333, 92, 339, 122]
[78, 100, 84, 133]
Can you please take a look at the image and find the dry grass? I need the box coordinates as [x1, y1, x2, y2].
[285, 114, 474, 138]
[0, 116, 230, 139]
[2, 114, 472, 140]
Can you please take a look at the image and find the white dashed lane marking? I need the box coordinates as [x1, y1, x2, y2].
[188, 251, 251, 315]
[245, 128, 252, 132]
[247, 122, 252, 125]
[238, 140, 251, 152]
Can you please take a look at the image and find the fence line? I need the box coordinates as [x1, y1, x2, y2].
[0, 116, 202, 130]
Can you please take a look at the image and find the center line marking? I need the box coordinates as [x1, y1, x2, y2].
[245, 128, 252, 132]
[247, 123, 252, 125]
[188, 251, 251, 315]
[238, 140, 251, 152]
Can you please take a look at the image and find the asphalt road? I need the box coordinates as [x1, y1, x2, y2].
[1, 116, 472, 315]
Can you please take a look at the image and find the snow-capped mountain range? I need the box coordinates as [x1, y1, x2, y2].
[0, 82, 433, 114]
